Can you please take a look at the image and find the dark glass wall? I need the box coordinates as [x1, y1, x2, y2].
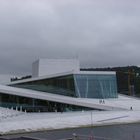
[0, 93, 93, 112]
[74, 74, 118, 98]
[12, 75, 75, 97]
[0, 93, 48, 112]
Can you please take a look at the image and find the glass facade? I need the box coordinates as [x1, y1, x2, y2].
[0, 92, 93, 112]
[74, 74, 118, 98]
[1, 73, 118, 112]
[11, 73, 118, 99]
[12, 75, 76, 97]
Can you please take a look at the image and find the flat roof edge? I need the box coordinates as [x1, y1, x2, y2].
[75, 71, 116, 75]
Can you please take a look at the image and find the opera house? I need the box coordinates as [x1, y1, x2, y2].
[0, 59, 120, 112]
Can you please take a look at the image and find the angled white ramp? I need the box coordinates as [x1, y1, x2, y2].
[0, 85, 126, 111]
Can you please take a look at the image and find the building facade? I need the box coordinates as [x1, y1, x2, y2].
[0, 59, 118, 112]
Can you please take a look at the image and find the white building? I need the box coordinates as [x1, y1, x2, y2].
[0, 59, 118, 112]
[32, 59, 80, 77]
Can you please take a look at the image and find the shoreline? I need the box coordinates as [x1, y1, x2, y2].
[1, 120, 140, 136]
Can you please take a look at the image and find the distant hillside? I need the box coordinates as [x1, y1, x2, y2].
[81, 66, 140, 96]
[81, 66, 140, 73]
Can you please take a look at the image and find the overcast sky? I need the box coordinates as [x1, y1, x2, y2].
[0, 0, 140, 75]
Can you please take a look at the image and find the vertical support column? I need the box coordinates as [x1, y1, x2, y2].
[0, 93, 1, 106]
[32, 99, 35, 112]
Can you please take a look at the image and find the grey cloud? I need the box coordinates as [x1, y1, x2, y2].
[0, 0, 140, 75]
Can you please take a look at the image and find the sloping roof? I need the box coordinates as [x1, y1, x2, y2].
[0, 84, 123, 111]
[7, 71, 116, 85]
[8, 71, 74, 85]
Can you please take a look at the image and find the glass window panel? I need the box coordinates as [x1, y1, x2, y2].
[74, 74, 118, 99]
